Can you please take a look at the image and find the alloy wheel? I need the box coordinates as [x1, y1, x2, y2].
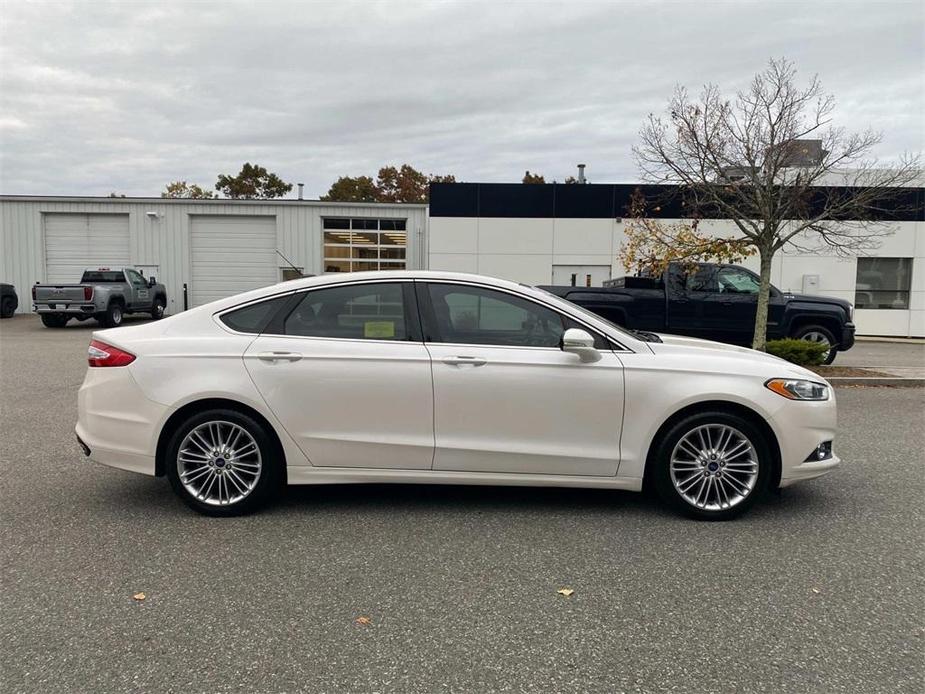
[800, 331, 832, 361]
[669, 424, 759, 511]
[177, 420, 263, 506]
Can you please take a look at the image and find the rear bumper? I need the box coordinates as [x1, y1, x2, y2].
[840, 322, 856, 350]
[76, 366, 165, 476]
[35, 303, 99, 314]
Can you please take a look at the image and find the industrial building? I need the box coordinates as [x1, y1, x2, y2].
[1, 182, 923, 337]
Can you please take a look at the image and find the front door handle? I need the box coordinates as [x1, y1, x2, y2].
[256, 351, 302, 363]
[442, 356, 487, 367]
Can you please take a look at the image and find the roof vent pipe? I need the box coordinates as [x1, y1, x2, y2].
[577, 164, 586, 184]
[297, 183, 304, 200]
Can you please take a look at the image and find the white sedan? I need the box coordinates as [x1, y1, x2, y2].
[76, 271, 839, 520]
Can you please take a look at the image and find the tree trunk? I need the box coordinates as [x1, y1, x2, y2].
[752, 249, 774, 351]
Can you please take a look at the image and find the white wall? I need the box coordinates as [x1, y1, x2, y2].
[429, 215, 924, 337]
[0, 197, 428, 315]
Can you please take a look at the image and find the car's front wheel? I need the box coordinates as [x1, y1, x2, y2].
[652, 411, 771, 520]
[166, 409, 280, 516]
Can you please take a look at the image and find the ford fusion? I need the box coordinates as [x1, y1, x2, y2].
[76, 272, 839, 520]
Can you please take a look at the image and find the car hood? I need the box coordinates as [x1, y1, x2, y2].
[648, 333, 824, 381]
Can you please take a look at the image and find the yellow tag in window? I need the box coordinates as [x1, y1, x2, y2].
[364, 321, 395, 338]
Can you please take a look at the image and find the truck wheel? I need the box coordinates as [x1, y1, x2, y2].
[793, 325, 837, 365]
[100, 302, 124, 328]
[40, 313, 69, 328]
[150, 297, 166, 320]
[0, 297, 15, 318]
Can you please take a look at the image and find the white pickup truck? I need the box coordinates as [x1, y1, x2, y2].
[33, 267, 167, 328]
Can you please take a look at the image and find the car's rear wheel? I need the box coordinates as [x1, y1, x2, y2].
[166, 409, 280, 516]
[0, 297, 15, 318]
[40, 313, 69, 328]
[652, 411, 771, 520]
[794, 324, 837, 365]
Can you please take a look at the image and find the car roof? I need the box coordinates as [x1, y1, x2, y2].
[274, 270, 530, 292]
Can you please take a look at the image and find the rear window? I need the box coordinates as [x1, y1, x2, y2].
[81, 271, 125, 283]
[220, 295, 290, 333]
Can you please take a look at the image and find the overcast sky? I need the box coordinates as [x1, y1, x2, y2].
[1, 0, 922, 198]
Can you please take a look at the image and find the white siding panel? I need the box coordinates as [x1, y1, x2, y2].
[190, 216, 278, 307]
[44, 213, 130, 283]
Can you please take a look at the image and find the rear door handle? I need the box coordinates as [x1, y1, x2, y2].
[442, 356, 487, 367]
[256, 351, 302, 363]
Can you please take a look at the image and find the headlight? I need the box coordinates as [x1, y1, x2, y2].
[765, 378, 830, 401]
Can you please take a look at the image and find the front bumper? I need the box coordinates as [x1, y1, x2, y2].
[773, 392, 841, 487]
[840, 322, 856, 351]
[35, 303, 99, 314]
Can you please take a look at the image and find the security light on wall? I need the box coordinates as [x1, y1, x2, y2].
[146, 211, 160, 219]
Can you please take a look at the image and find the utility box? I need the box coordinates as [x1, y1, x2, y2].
[802, 274, 820, 294]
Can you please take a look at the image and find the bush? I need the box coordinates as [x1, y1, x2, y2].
[765, 339, 829, 366]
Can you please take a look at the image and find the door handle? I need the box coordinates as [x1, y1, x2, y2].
[256, 351, 302, 363]
[442, 356, 487, 367]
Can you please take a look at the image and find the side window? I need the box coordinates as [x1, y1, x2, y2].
[125, 269, 146, 287]
[220, 295, 290, 333]
[716, 268, 760, 294]
[425, 284, 568, 348]
[284, 283, 409, 340]
[686, 267, 718, 292]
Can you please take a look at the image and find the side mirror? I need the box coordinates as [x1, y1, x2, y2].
[561, 328, 601, 363]
[148, 277, 156, 287]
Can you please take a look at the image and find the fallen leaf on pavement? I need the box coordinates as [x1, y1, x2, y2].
[354, 616, 372, 625]
[133, 592, 146, 601]
[557, 588, 574, 597]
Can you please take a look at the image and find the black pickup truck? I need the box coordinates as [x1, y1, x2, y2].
[542, 263, 855, 364]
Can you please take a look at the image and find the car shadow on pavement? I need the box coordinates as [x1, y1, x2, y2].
[277, 482, 669, 518]
[88, 465, 833, 523]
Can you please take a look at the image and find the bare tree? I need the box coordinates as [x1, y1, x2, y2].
[630, 58, 920, 350]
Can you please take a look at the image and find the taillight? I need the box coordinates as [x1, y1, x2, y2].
[88, 340, 135, 367]
[84, 286, 93, 301]
[32, 285, 37, 300]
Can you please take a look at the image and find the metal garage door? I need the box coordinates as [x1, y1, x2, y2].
[44, 214, 130, 284]
[190, 216, 279, 307]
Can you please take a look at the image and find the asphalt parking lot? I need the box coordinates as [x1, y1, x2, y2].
[1, 314, 923, 694]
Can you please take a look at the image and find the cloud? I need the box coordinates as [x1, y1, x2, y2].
[1, 0, 922, 197]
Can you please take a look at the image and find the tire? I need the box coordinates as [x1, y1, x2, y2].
[793, 324, 837, 365]
[651, 411, 772, 521]
[150, 297, 166, 320]
[99, 302, 124, 328]
[40, 313, 69, 328]
[1, 297, 16, 318]
[165, 409, 282, 516]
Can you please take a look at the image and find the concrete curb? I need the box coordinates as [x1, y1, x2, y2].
[829, 378, 924, 388]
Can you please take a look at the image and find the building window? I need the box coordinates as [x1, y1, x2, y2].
[323, 218, 407, 273]
[855, 258, 913, 310]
